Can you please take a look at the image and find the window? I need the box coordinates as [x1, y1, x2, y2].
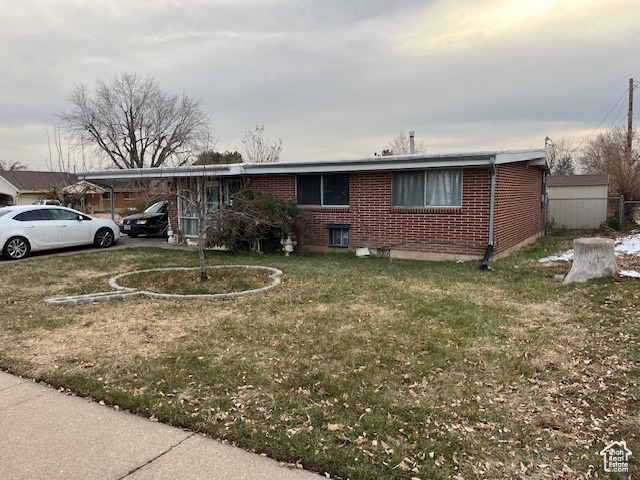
[177, 179, 220, 236]
[102, 191, 111, 200]
[392, 169, 462, 207]
[223, 178, 243, 206]
[14, 210, 51, 221]
[297, 174, 349, 206]
[205, 184, 219, 213]
[328, 223, 349, 247]
[49, 208, 82, 221]
[123, 192, 133, 200]
[178, 190, 198, 236]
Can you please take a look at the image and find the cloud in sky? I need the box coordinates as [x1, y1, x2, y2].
[0, 0, 638, 170]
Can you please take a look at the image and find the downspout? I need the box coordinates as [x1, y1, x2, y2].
[480, 157, 496, 270]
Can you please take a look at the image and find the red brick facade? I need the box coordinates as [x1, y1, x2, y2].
[494, 163, 546, 255]
[246, 162, 545, 259]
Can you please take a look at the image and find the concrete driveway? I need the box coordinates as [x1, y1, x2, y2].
[0, 234, 189, 264]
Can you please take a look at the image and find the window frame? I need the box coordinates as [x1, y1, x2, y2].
[327, 223, 350, 248]
[223, 178, 243, 206]
[296, 173, 350, 207]
[391, 169, 463, 207]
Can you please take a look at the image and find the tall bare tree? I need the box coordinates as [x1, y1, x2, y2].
[0, 160, 27, 171]
[546, 137, 575, 175]
[380, 130, 427, 156]
[578, 125, 640, 200]
[59, 72, 212, 169]
[239, 125, 282, 163]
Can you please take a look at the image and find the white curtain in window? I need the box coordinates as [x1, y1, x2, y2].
[426, 170, 462, 206]
[392, 172, 425, 206]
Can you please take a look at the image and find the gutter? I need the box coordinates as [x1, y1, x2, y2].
[480, 157, 497, 270]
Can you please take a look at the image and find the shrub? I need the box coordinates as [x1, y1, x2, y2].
[205, 189, 312, 253]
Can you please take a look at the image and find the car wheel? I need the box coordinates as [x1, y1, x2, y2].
[94, 228, 115, 248]
[3, 236, 30, 260]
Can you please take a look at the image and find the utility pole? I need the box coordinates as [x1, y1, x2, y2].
[627, 78, 634, 166]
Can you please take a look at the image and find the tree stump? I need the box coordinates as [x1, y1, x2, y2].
[563, 237, 618, 284]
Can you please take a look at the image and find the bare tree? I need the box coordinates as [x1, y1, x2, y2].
[578, 125, 640, 200]
[0, 160, 27, 171]
[381, 130, 427, 156]
[546, 137, 575, 175]
[59, 72, 212, 169]
[239, 125, 282, 163]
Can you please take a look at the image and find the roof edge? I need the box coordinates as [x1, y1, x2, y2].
[78, 148, 547, 180]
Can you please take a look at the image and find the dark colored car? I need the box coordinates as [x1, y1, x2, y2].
[120, 201, 168, 237]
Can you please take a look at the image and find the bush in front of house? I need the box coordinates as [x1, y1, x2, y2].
[205, 188, 312, 253]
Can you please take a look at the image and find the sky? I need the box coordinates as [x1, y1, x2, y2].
[1, 0, 639, 171]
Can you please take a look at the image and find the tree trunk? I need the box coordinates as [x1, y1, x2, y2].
[198, 213, 208, 281]
[563, 237, 618, 284]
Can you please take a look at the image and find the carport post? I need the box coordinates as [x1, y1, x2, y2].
[110, 185, 115, 221]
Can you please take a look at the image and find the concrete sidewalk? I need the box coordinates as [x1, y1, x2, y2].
[0, 372, 323, 480]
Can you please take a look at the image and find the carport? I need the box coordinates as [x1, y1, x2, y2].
[78, 164, 234, 234]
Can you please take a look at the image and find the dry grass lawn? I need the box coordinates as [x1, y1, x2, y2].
[0, 241, 638, 479]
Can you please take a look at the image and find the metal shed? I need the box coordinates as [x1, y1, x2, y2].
[547, 174, 609, 229]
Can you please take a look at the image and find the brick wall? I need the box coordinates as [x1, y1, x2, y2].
[85, 191, 142, 212]
[246, 169, 500, 258]
[493, 162, 546, 254]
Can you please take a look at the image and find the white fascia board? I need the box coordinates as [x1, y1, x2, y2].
[494, 149, 547, 166]
[242, 149, 546, 174]
[526, 157, 551, 170]
[243, 154, 497, 175]
[79, 164, 237, 181]
[77, 149, 547, 180]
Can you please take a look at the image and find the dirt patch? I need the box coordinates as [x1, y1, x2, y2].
[8, 303, 237, 375]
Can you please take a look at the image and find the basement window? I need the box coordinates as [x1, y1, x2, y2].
[328, 223, 350, 248]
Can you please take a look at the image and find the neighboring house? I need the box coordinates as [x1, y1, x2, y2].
[547, 174, 609, 230]
[80, 149, 548, 261]
[0, 171, 146, 212]
[79, 180, 151, 213]
[0, 171, 79, 206]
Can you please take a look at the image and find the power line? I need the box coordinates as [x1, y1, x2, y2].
[571, 87, 630, 153]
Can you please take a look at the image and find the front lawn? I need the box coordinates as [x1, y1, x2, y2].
[0, 244, 638, 479]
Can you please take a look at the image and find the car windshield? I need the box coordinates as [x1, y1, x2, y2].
[145, 202, 166, 214]
[0, 209, 12, 218]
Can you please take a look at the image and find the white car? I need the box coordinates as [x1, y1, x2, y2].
[0, 205, 120, 260]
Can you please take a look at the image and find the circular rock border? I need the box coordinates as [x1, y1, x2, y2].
[45, 265, 283, 305]
[110, 265, 283, 300]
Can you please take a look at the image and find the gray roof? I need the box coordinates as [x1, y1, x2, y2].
[547, 174, 609, 187]
[0, 171, 79, 192]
